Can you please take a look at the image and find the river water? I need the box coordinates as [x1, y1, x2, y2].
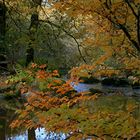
[0, 83, 140, 140]
[74, 82, 140, 96]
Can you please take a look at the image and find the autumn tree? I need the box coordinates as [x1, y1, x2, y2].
[53, 0, 140, 52]
[48, 0, 140, 78]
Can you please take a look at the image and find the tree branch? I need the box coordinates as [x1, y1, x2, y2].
[125, 0, 138, 19]
[137, 6, 140, 47]
[97, 1, 140, 53]
[38, 5, 87, 63]
[48, 21, 87, 63]
[118, 23, 140, 52]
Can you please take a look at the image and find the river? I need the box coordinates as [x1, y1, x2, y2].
[0, 83, 140, 140]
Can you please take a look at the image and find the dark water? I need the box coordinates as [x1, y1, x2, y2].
[0, 83, 140, 140]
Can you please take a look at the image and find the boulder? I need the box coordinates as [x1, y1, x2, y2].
[89, 88, 105, 95]
[101, 77, 130, 86]
[79, 77, 100, 84]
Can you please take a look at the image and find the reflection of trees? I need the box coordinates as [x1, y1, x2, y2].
[0, 109, 6, 140]
[28, 128, 36, 140]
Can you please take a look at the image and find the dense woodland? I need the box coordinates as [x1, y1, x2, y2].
[0, 0, 140, 139]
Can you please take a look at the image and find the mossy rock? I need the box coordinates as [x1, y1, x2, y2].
[89, 88, 105, 95]
[131, 82, 140, 89]
[101, 77, 130, 86]
[80, 77, 100, 84]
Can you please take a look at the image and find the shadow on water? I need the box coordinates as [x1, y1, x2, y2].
[28, 129, 36, 140]
[0, 109, 6, 140]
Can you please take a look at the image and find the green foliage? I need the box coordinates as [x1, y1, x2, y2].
[4, 2, 80, 69]
[7, 65, 34, 85]
[0, 125, 3, 129]
[3, 90, 20, 100]
[7, 63, 67, 94]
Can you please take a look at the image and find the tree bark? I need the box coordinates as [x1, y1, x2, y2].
[0, 1, 6, 37]
[0, 1, 7, 69]
[0, 109, 6, 140]
[28, 128, 36, 140]
[26, 0, 41, 66]
[103, 0, 140, 54]
[137, 6, 140, 49]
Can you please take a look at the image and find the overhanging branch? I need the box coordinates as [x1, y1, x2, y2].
[125, 0, 138, 19]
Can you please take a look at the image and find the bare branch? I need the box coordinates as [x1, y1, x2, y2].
[44, 20, 87, 63]
[39, 6, 87, 63]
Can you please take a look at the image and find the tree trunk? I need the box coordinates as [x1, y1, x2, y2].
[137, 6, 140, 50]
[0, 109, 6, 140]
[26, 1, 41, 66]
[0, 1, 6, 37]
[28, 128, 36, 140]
[0, 1, 7, 69]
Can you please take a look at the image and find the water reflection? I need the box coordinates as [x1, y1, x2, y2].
[0, 109, 6, 140]
[73, 82, 140, 96]
[6, 128, 68, 140]
[1, 97, 139, 140]
[7, 132, 28, 140]
[28, 128, 36, 140]
[0, 106, 68, 140]
[0, 83, 140, 140]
